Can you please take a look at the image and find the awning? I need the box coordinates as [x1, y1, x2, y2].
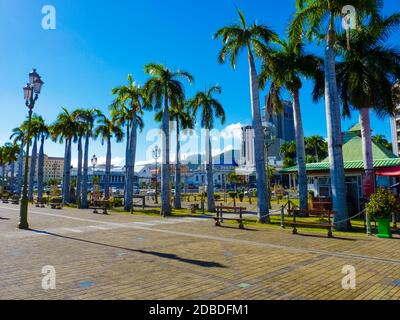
[375, 166, 400, 176]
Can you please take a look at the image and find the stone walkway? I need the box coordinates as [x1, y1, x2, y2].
[0, 203, 400, 300]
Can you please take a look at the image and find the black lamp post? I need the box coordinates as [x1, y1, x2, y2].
[19, 69, 44, 230]
[152, 145, 160, 204]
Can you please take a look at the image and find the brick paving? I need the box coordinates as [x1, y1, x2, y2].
[0, 203, 400, 300]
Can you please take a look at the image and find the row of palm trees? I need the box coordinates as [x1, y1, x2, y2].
[2, 66, 226, 216]
[213, 2, 400, 230]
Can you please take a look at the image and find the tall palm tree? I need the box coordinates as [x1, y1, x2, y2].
[111, 75, 149, 211]
[259, 39, 322, 211]
[155, 104, 194, 209]
[94, 114, 124, 200]
[334, 14, 400, 196]
[289, 0, 381, 230]
[72, 109, 87, 206]
[190, 85, 225, 213]
[77, 108, 101, 208]
[10, 127, 25, 196]
[372, 134, 392, 152]
[214, 9, 277, 223]
[143, 63, 194, 217]
[51, 108, 78, 204]
[34, 117, 50, 202]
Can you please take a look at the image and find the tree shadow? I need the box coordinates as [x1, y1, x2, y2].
[294, 232, 357, 241]
[0, 217, 10, 220]
[28, 229, 226, 269]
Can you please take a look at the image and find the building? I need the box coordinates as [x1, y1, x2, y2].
[70, 166, 128, 191]
[17, 154, 64, 184]
[281, 124, 400, 213]
[264, 99, 295, 161]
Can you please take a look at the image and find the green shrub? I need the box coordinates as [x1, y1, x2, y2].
[366, 188, 399, 220]
[49, 196, 62, 203]
[238, 193, 244, 202]
[112, 197, 123, 208]
[214, 194, 221, 200]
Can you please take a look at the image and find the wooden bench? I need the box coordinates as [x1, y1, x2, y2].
[49, 199, 63, 210]
[35, 200, 46, 208]
[214, 205, 247, 229]
[131, 195, 146, 211]
[90, 200, 109, 215]
[284, 209, 334, 238]
[1, 197, 10, 204]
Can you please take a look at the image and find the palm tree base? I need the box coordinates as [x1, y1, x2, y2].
[258, 215, 270, 224]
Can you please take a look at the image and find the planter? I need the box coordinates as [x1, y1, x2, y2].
[376, 218, 392, 239]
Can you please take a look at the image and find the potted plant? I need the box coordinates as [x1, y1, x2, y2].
[365, 188, 398, 238]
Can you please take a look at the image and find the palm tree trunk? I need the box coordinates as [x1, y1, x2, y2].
[104, 137, 112, 200]
[359, 108, 375, 196]
[81, 134, 90, 208]
[28, 137, 38, 201]
[174, 118, 182, 209]
[124, 121, 130, 204]
[325, 26, 349, 230]
[63, 138, 72, 203]
[17, 143, 24, 197]
[124, 115, 137, 211]
[161, 95, 171, 216]
[76, 136, 83, 206]
[62, 141, 68, 201]
[206, 129, 215, 212]
[10, 161, 15, 193]
[248, 51, 269, 223]
[292, 89, 308, 212]
[37, 135, 45, 202]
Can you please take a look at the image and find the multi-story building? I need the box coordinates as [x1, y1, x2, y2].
[16, 154, 64, 184]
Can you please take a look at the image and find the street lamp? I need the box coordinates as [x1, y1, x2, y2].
[152, 145, 160, 204]
[263, 122, 276, 210]
[19, 69, 44, 230]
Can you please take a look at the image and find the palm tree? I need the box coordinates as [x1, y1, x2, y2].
[10, 127, 25, 196]
[289, 0, 381, 230]
[3, 143, 20, 194]
[94, 114, 124, 200]
[51, 108, 77, 204]
[35, 117, 49, 203]
[72, 109, 87, 206]
[111, 75, 149, 211]
[143, 63, 194, 217]
[305, 135, 328, 163]
[77, 108, 101, 208]
[259, 39, 322, 211]
[280, 141, 297, 168]
[334, 14, 400, 196]
[372, 135, 393, 152]
[190, 85, 225, 213]
[155, 104, 194, 209]
[214, 9, 277, 223]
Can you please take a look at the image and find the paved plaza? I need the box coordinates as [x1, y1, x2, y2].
[1, 204, 400, 300]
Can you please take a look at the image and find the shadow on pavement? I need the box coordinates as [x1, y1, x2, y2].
[29, 229, 226, 269]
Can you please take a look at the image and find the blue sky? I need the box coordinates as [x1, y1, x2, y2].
[0, 0, 399, 166]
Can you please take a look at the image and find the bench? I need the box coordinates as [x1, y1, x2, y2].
[131, 195, 146, 212]
[1, 197, 10, 204]
[35, 200, 46, 208]
[49, 199, 63, 210]
[90, 201, 109, 215]
[284, 209, 334, 238]
[214, 205, 247, 229]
